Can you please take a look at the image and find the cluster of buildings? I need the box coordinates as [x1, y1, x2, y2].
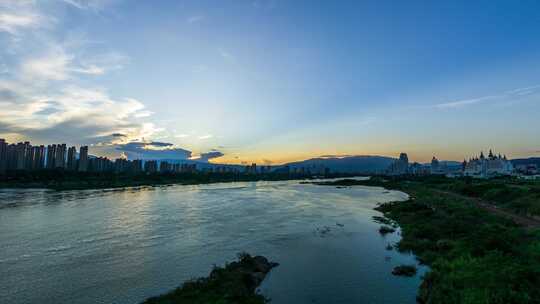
[387, 150, 516, 179]
[0, 139, 89, 174]
[144, 160, 197, 174]
[462, 150, 514, 178]
[515, 164, 538, 176]
[0, 139, 283, 176]
[0, 139, 206, 175]
[386, 153, 410, 175]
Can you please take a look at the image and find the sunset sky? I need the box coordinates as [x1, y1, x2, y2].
[1, 0, 539, 164]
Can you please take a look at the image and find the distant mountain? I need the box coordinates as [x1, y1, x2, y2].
[281, 155, 396, 173]
[511, 157, 540, 167]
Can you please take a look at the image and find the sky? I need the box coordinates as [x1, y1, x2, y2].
[0, 0, 539, 164]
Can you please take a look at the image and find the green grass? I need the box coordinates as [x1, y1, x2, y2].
[141, 253, 278, 304]
[318, 177, 540, 303]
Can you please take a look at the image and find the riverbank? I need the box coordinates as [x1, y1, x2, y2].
[315, 177, 540, 303]
[141, 253, 278, 304]
[0, 171, 355, 191]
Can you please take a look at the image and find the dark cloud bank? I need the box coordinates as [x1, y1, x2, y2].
[115, 141, 224, 162]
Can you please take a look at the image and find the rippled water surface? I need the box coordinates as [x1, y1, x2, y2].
[0, 180, 425, 304]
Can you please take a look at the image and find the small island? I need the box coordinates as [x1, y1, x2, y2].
[141, 253, 278, 304]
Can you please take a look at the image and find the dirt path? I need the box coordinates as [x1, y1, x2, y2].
[433, 190, 540, 229]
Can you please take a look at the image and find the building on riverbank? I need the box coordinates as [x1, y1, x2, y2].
[387, 153, 409, 175]
[462, 150, 514, 178]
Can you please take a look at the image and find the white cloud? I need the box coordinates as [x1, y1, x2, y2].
[61, 0, 116, 11]
[434, 84, 540, 109]
[20, 47, 72, 81]
[134, 110, 153, 118]
[0, 13, 40, 34]
[0, 83, 157, 143]
[198, 134, 214, 140]
[20, 45, 127, 81]
[435, 96, 496, 109]
[0, 2, 157, 145]
[70, 64, 105, 75]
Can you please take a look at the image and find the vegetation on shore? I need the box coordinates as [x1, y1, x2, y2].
[0, 170, 354, 190]
[316, 176, 540, 303]
[142, 253, 278, 304]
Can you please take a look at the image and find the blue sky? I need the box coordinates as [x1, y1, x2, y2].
[0, 0, 539, 164]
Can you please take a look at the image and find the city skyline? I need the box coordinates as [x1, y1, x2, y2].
[1, 1, 540, 164]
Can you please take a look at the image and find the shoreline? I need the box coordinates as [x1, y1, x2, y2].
[0, 177, 292, 191]
[141, 253, 278, 304]
[313, 177, 540, 303]
[0, 171, 367, 191]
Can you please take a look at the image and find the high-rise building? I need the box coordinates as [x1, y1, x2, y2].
[6, 144, 17, 170]
[78, 146, 88, 172]
[132, 160, 143, 173]
[159, 161, 171, 173]
[67, 146, 77, 171]
[29, 146, 38, 170]
[54, 144, 66, 168]
[144, 160, 158, 173]
[0, 139, 7, 174]
[15, 142, 26, 170]
[23, 142, 34, 170]
[387, 152, 410, 175]
[46, 145, 56, 169]
[35, 145, 45, 169]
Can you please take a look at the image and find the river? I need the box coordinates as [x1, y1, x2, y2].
[0, 179, 425, 304]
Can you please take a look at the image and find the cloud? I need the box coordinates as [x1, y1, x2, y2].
[262, 159, 273, 165]
[506, 84, 540, 96]
[434, 84, 540, 109]
[320, 154, 354, 158]
[0, 1, 51, 34]
[0, 1, 158, 146]
[435, 96, 496, 109]
[20, 47, 72, 81]
[115, 141, 192, 160]
[198, 134, 214, 140]
[61, 0, 116, 11]
[0, 82, 158, 144]
[195, 150, 225, 162]
[19, 45, 127, 82]
[134, 110, 153, 118]
[0, 12, 42, 34]
[145, 141, 173, 147]
[175, 134, 190, 138]
[218, 48, 235, 62]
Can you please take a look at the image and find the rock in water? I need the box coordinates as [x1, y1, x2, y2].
[392, 265, 417, 277]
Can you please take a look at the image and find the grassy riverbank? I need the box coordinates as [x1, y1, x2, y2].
[0, 170, 353, 191]
[317, 177, 540, 303]
[142, 253, 278, 304]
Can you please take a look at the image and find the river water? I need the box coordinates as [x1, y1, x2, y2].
[0, 179, 425, 304]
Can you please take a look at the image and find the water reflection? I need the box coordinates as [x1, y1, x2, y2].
[0, 180, 424, 304]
